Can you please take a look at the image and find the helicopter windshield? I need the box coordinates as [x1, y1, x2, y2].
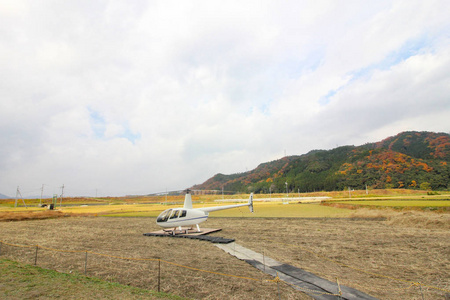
[156, 209, 172, 222]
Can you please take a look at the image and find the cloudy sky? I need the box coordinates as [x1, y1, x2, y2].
[1, 0, 449, 197]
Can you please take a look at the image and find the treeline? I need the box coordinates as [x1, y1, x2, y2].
[193, 131, 450, 193]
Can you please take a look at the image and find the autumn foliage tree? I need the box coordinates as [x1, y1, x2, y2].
[193, 131, 450, 193]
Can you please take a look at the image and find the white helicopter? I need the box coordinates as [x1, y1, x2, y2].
[156, 190, 254, 234]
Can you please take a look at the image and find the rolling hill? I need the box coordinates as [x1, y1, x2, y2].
[192, 131, 450, 193]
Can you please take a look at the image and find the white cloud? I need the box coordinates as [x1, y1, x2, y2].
[1, 0, 449, 196]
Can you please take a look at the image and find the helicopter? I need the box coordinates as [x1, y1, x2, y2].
[156, 189, 253, 234]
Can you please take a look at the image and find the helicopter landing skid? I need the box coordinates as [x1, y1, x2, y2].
[155, 227, 221, 236]
[143, 228, 234, 244]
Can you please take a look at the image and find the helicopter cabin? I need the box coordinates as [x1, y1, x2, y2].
[156, 209, 187, 223]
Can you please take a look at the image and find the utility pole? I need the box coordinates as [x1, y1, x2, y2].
[60, 184, 64, 208]
[40, 184, 44, 207]
[15, 186, 19, 208]
[15, 186, 26, 208]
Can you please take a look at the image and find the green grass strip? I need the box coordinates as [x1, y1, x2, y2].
[0, 258, 186, 299]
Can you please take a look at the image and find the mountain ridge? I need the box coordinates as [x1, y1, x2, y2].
[192, 131, 450, 193]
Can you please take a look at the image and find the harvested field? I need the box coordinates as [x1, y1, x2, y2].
[0, 210, 94, 221]
[0, 213, 449, 299]
[0, 210, 67, 221]
[0, 217, 302, 300]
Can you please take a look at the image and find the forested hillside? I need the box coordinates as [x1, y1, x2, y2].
[193, 131, 450, 193]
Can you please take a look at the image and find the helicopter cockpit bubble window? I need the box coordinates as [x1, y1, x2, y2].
[157, 209, 172, 222]
[180, 210, 187, 218]
[169, 210, 179, 219]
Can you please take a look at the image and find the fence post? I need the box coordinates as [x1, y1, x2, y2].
[84, 251, 88, 275]
[158, 259, 161, 292]
[419, 282, 424, 300]
[34, 246, 38, 266]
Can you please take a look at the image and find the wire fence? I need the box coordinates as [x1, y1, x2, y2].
[0, 240, 329, 299]
[1, 239, 448, 299]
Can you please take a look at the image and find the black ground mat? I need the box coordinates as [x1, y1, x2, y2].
[143, 232, 235, 244]
[216, 243, 379, 300]
[271, 263, 378, 300]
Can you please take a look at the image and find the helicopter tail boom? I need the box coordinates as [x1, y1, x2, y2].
[198, 193, 254, 213]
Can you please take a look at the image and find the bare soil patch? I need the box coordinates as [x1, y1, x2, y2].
[0, 215, 449, 299]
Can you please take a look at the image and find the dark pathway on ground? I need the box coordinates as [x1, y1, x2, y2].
[216, 243, 378, 300]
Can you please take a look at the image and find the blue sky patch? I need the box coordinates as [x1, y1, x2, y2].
[88, 109, 106, 139]
[319, 90, 337, 106]
[120, 126, 141, 144]
[349, 34, 431, 82]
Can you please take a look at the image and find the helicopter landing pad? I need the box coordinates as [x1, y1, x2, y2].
[145, 228, 222, 236]
[143, 228, 235, 244]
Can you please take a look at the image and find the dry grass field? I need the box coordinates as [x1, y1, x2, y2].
[225, 213, 450, 299]
[0, 217, 304, 300]
[1, 210, 449, 299]
[0, 201, 357, 218]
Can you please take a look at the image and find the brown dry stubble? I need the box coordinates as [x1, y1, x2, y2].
[206, 216, 449, 300]
[0, 217, 306, 300]
[0, 214, 449, 299]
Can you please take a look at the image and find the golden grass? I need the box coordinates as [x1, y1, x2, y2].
[385, 210, 450, 229]
[2, 196, 448, 220]
[1, 188, 443, 207]
[2, 189, 449, 221]
[61, 204, 164, 215]
[81, 202, 355, 218]
[337, 200, 450, 207]
[211, 202, 353, 218]
[0, 206, 49, 212]
[323, 199, 450, 214]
